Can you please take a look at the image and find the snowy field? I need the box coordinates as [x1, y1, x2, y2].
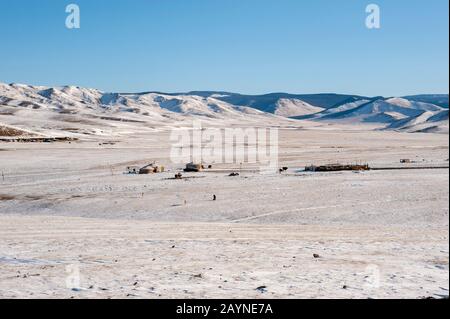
[0, 128, 448, 299]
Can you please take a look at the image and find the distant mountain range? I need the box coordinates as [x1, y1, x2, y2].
[0, 82, 448, 137]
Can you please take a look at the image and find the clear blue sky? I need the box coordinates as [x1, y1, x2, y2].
[0, 0, 448, 96]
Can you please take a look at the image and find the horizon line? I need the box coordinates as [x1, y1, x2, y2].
[1, 80, 449, 98]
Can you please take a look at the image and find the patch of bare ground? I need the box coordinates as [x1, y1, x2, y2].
[0, 195, 44, 201]
[60, 128, 81, 132]
[0, 138, 73, 143]
[18, 101, 41, 109]
[0, 195, 15, 201]
[23, 195, 44, 201]
[52, 115, 101, 126]
[0, 125, 33, 137]
[89, 114, 147, 123]
[0, 109, 17, 116]
[58, 109, 78, 115]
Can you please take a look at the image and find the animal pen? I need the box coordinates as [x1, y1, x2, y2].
[305, 163, 370, 172]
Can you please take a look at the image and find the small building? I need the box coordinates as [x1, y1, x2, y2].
[139, 163, 165, 174]
[127, 163, 165, 175]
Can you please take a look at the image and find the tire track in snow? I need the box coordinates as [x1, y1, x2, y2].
[230, 199, 398, 223]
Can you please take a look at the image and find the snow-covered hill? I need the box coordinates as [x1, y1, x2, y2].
[0, 82, 448, 137]
[274, 99, 324, 117]
[0, 83, 297, 138]
[402, 94, 449, 109]
[300, 96, 448, 133]
[385, 109, 449, 134]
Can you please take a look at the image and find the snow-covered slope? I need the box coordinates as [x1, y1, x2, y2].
[303, 97, 448, 133]
[326, 98, 441, 120]
[177, 92, 369, 112]
[385, 109, 449, 133]
[384, 97, 444, 112]
[403, 94, 449, 109]
[0, 83, 294, 138]
[274, 99, 324, 117]
[0, 82, 448, 137]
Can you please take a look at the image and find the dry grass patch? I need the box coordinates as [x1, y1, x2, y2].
[0, 125, 32, 137]
[0, 195, 15, 201]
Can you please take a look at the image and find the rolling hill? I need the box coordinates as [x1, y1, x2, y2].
[0, 82, 448, 137]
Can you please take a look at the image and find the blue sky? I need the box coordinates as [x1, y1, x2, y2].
[0, 0, 448, 96]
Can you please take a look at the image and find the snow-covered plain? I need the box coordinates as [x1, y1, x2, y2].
[0, 83, 449, 299]
[0, 128, 448, 299]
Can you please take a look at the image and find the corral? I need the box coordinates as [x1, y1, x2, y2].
[305, 163, 370, 172]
